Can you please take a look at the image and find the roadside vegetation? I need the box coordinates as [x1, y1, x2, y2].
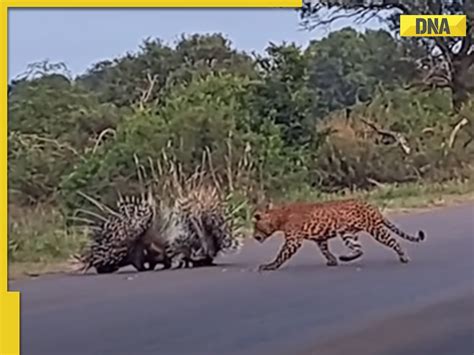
[8, 3, 474, 272]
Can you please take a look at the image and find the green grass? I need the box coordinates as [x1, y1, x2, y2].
[280, 179, 474, 211]
[8, 179, 474, 279]
[8, 204, 89, 264]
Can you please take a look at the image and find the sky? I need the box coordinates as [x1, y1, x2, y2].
[8, 9, 383, 80]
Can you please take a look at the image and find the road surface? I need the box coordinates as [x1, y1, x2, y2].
[11, 203, 474, 355]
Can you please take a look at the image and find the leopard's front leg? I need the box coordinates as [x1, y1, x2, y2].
[258, 237, 302, 271]
[314, 239, 338, 266]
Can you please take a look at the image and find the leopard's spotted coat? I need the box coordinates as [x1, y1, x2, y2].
[253, 199, 426, 271]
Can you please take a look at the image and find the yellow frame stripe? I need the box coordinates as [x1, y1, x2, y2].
[4, 0, 301, 7]
[1, 2, 21, 354]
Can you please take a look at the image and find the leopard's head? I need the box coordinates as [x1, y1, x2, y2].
[252, 203, 278, 243]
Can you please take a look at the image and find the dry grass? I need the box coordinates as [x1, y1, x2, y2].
[8, 204, 88, 264]
[9, 179, 474, 280]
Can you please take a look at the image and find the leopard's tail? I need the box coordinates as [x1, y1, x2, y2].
[383, 218, 425, 242]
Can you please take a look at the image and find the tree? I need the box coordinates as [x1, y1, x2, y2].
[77, 39, 178, 107]
[59, 73, 257, 206]
[171, 33, 256, 83]
[8, 61, 124, 204]
[77, 33, 256, 108]
[9, 71, 122, 149]
[305, 27, 423, 113]
[251, 42, 315, 146]
[300, 0, 474, 112]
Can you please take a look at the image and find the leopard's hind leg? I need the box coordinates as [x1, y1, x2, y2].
[338, 234, 364, 262]
[368, 225, 410, 263]
[310, 238, 338, 266]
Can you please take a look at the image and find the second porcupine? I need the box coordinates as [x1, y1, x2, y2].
[162, 184, 244, 268]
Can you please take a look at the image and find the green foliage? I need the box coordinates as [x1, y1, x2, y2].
[8, 204, 88, 262]
[251, 42, 315, 146]
[77, 33, 256, 107]
[8, 70, 125, 204]
[313, 89, 474, 190]
[58, 72, 306, 210]
[299, 1, 474, 111]
[8, 28, 474, 215]
[8, 27, 474, 264]
[305, 28, 423, 113]
[9, 73, 123, 147]
[8, 132, 82, 204]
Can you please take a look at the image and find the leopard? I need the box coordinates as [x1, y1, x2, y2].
[252, 199, 426, 271]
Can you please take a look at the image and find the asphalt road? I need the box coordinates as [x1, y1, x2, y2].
[11, 203, 474, 355]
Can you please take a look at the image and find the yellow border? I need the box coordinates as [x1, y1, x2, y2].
[1, 2, 21, 354]
[1, 2, 302, 354]
[4, 0, 301, 7]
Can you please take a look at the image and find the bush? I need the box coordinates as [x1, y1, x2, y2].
[8, 204, 88, 263]
[311, 89, 474, 191]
